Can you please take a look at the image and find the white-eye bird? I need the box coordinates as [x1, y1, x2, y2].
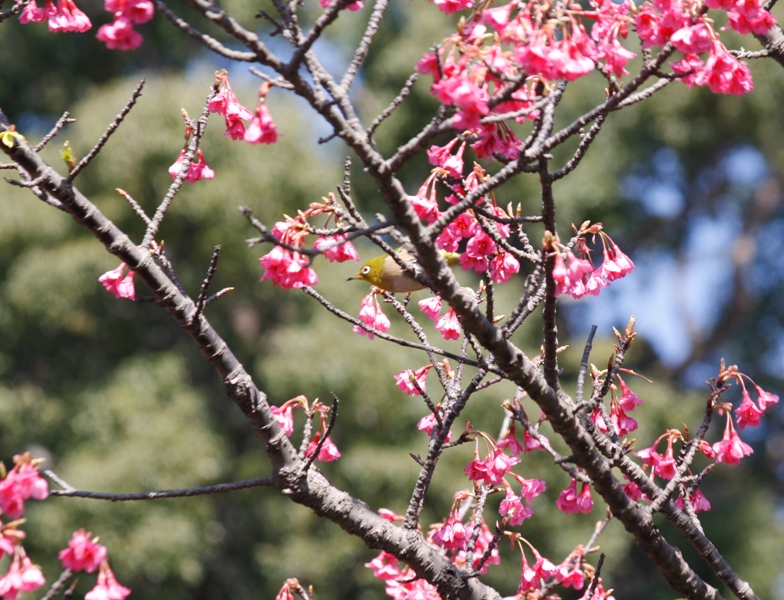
[347, 248, 461, 293]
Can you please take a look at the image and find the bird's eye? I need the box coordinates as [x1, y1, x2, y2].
[361, 266, 371, 275]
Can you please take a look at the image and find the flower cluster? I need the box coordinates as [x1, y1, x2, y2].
[418, 0, 774, 155]
[168, 148, 215, 183]
[96, 0, 154, 50]
[629, 367, 779, 512]
[270, 396, 341, 461]
[551, 225, 635, 299]
[0, 455, 49, 520]
[18, 0, 91, 32]
[259, 195, 359, 290]
[17, 0, 154, 49]
[414, 161, 522, 285]
[208, 73, 278, 144]
[354, 292, 391, 339]
[590, 374, 642, 437]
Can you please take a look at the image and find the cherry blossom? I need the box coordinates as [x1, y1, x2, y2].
[85, 563, 131, 600]
[713, 414, 753, 465]
[96, 16, 143, 50]
[0, 455, 49, 519]
[98, 263, 136, 300]
[245, 84, 278, 145]
[393, 365, 432, 396]
[734, 389, 763, 429]
[353, 292, 391, 339]
[0, 547, 45, 600]
[314, 234, 359, 263]
[168, 148, 215, 183]
[434, 307, 461, 340]
[59, 530, 107, 573]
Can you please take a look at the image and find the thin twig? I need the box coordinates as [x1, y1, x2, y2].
[193, 245, 222, 323]
[67, 80, 145, 181]
[576, 326, 598, 404]
[368, 73, 418, 138]
[34, 112, 76, 152]
[152, 0, 258, 61]
[116, 188, 151, 224]
[41, 569, 73, 600]
[45, 470, 275, 500]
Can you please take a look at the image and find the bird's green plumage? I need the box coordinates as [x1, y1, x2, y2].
[347, 248, 461, 293]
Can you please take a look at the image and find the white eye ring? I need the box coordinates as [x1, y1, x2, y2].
[361, 266, 371, 275]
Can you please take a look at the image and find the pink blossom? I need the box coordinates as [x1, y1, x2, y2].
[19, 0, 48, 23]
[427, 139, 466, 178]
[676, 487, 711, 513]
[489, 251, 520, 283]
[598, 240, 634, 281]
[670, 22, 713, 54]
[168, 148, 215, 182]
[353, 292, 390, 339]
[576, 482, 594, 513]
[434, 307, 461, 340]
[654, 440, 677, 479]
[430, 0, 474, 14]
[622, 480, 647, 502]
[698, 440, 716, 459]
[59, 530, 107, 573]
[319, 0, 363, 10]
[464, 449, 520, 486]
[418, 295, 443, 320]
[274, 584, 296, 600]
[734, 389, 763, 429]
[259, 246, 318, 290]
[393, 365, 432, 396]
[365, 551, 401, 581]
[522, 428, 542, 452]
[0, 457, 49, 520]
[432, 514, 468, 551]
[416, 412, 452, 442]
[610, 403, 638, 436]
[499, 487, 533, 526]
[208, 72, 254, 139]
[515, 476, 546, 503]
[755, 384, 779, 410]
[518, 548, 557, 593]
[85, 563, 131, 600]
[553, 248, 593, 298]
[436, 213, 476, 251]
[48, 0, 91, 32]
[556, 554, 585, 590]
[713, 416, 753, 465]
[314, 235, 359, 263]
[98, 263, 136, 300]
[617, 376, 642, 412]
[270, 403, 295, 436]
[96, 16, 143, 50]
[636, 444, 662, 469]
[105, 0, 154, 23]
[409, 177, 441, 224]
[497, 425, 523, 456]
[244, 102, 278, 145]
[556, 478, 580, 514]
[306, 433, 341, 462]
[0, 549, 45, 600]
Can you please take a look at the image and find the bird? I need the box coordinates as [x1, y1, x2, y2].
[347, 248, 461, 293]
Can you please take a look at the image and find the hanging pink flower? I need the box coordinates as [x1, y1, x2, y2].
[59, 530, 107, 573]
[98, 263, 136, 300]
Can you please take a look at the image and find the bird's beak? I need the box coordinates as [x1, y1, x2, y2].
[347, 274, 359, 281]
